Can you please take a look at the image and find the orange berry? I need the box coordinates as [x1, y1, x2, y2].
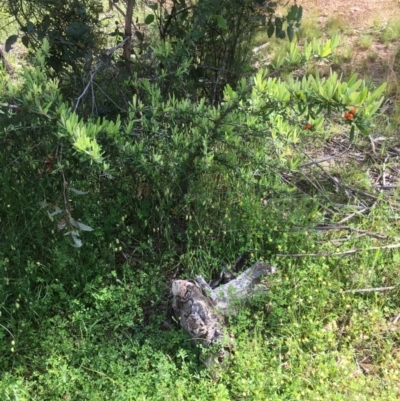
[304, 123, 312, 130]
[344, 111, 354, 121]
[349, 108, 356, 115]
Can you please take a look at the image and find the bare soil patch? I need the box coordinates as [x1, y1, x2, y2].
[299, 0, 400, 29]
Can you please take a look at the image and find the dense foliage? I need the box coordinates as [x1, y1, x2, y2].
[1, 1, 399, 400]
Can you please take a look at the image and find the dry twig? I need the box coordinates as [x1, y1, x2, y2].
[74, 38, 129, 112]
[341, 286, 398, 294]
[277, 242, 400, 257]
[313, 223, 388, 240]
[299, 145, 351, 168]
[392, 312, 400, 325]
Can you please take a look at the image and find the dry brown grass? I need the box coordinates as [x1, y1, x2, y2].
[299, 0, 400, 29]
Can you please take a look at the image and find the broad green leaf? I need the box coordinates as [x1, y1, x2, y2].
[135, 30, 144, 41]
[76, 221, 94, 231]
[277, 30, 286, 39]
[287, 5, 298, 21]
[145, 14, 155, 24]
[21, 35, 29, 47]
[5, 35, 18, 52]
[27, 21, 35, 33]
[216, 15, 227, 29]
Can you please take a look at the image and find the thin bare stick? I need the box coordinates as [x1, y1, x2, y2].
[344, 185, 378, 200]
[93, 81, 127, 113]
[74, 38, 129, 112]
[212, 54, 226, 106]
[110, 0, 126, 18]
[376, 185, 398, 189]
[392, 312, 400, 325]
[369, 135, 377, 156]
[277, 242, 400, 257]
[278, 172, 337, 216]
[299, 171, 338, 212]
[338, 207, 370, 224]
[313, 224, 387, 240]
[252, 42, 270, 53]
[341, 286, 398, 294]
[0, 322, 15, 340]
[299, 145, 351, 168]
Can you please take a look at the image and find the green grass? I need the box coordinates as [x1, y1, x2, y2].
[381, 20, 400, 44]
[325, 15, 352, 36]
[299, 17, 323, 40]
[359, 35, 373, 50]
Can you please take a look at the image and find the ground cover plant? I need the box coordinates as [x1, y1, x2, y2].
[1, 1, 400, 400]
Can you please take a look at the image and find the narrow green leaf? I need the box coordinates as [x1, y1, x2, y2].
[349, 125, 355, 141]
[296, 6, 303, 22]
[356, 122, 370, 136]
[76, 221, 94, 231]
[369, 82, 387, 102]
[71, 233, 83, 248]
[287, 5, 298, 21]
[275, 17, 283, 30]
[287, 25, 294, 42]
[267, 22, 274, 38]
[70, 188, 88, 195]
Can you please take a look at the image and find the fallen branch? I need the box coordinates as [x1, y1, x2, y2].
[313, 223, 388, 240]
[338, 207, 370, 224]
[252, 42, 270, 53]
[171, 262, 277, 346]
[299, 145, 351, 168]
[341, 286, 398, 294]
[277, 242, 400, 257]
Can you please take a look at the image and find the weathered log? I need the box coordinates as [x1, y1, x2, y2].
[171, 262, 277, 347]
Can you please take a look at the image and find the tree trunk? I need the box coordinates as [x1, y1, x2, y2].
[123, 0, 135, 77]
[0, 46, 14, 74]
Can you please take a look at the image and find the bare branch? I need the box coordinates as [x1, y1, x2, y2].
[341, 286, 398, 294]
[392, 312, 400, 325]
[299, 145, 351, 168]
[74, 38, 129, 112]
[110, 0, 126, 18]
[312, 223, 388, 240]
[277, 242, 400, 257]
[338, 207, 370, 224]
